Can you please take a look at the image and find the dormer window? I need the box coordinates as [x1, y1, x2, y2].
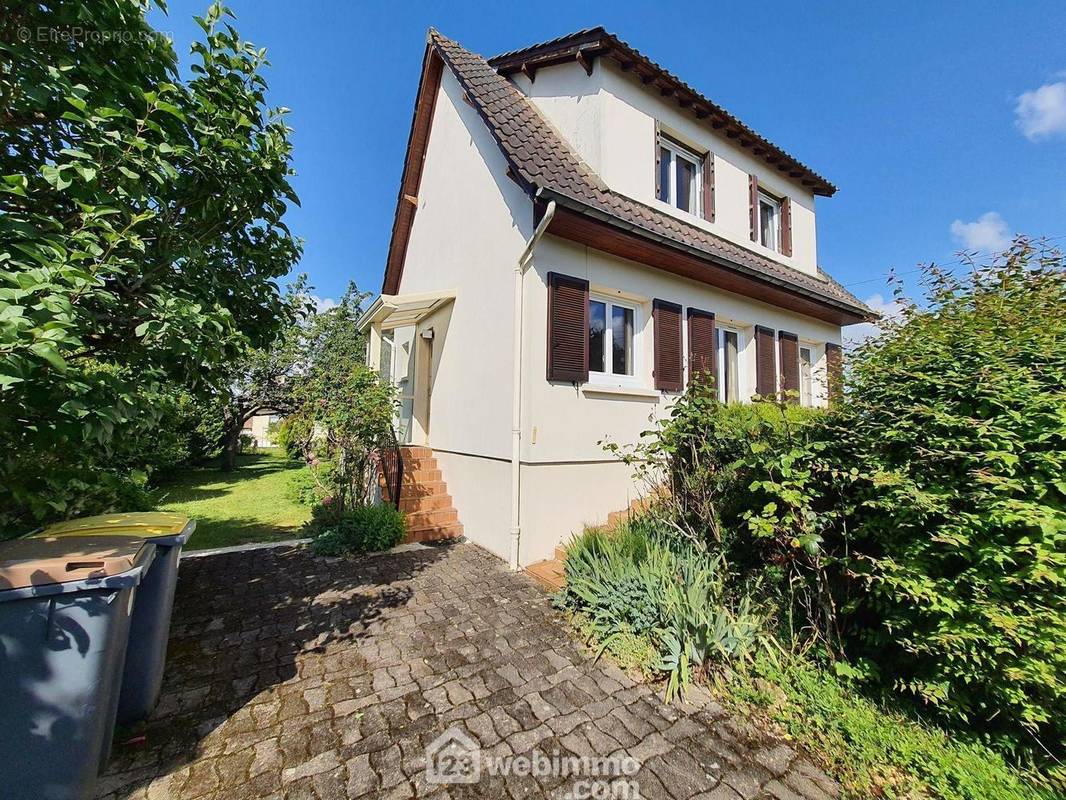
[758, 192, 780, 251]
[657, 137, 702, 215]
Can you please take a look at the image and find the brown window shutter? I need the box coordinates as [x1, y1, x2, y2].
[778, 331, 799, 403]
[654, 121, 662, 199]
[780, 196, 793, 256]
[653, 300, 683, 392]
[748, 174, 759, 242]
[825, 342, 843, 404]
[687, 309, 716, 388]
[755, 325, 776, 397]
[702, 153, 715, 223]
[546, 272, 589, 383]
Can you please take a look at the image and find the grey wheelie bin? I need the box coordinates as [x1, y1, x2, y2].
[0, 534, 155, 800]
[34, 513, 195, 724]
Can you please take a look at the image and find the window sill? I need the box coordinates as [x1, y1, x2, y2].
[581, 384, 661, 400]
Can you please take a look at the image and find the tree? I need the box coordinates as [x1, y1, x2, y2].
[285, 285, 396, 513]
[0, 2, 302, 530]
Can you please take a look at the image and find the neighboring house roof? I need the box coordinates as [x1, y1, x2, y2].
[488, 27, 836, 197]
[382, 29, 874, 324]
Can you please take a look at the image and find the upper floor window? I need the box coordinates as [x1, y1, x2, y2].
[658, 138, 702, 215]
[758, 192, 780, 251]
[589, 295, 637, 380]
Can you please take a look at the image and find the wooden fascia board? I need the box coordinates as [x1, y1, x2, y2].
[381, 45, 445, 295]
[544, 205, 866, 327]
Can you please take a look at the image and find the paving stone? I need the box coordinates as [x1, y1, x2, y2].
[91, 543, 838, 800]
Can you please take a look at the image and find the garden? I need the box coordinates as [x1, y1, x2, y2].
[558, 242, 1066, 799]
[0, 1, 403, 556]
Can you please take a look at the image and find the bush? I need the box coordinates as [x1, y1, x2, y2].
[838, 242, 1066, 766]
[558, 518, 763, 700]
[629, 240, 1065, 782]
[309, 503, 406, 556]
[287, 465, 331, 507]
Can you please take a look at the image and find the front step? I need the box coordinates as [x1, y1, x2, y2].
[379, 446, 464, 545]
[526, 558, 565, 592]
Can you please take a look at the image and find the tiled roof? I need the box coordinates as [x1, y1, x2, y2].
[428, 30, 872, 320]
[488, 27, 836, 197]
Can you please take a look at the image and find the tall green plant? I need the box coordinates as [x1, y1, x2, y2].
[285, 286, 397, 514]
[839, 240, 1066, 765]
[0, 2, 301, 530]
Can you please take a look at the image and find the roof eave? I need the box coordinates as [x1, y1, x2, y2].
[538, 187, 872, 324]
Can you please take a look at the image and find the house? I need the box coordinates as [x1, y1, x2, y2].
[358, 27, 874, 570]
[241, 412, 281, 449]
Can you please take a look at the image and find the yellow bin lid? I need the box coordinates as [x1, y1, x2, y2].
[0, 535, 155, 592]
[36, 512, 195, 544]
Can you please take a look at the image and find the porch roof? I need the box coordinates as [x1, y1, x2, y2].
[356, 289, 456, 332]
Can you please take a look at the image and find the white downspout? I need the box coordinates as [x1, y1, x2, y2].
[510, 198, 556, 571]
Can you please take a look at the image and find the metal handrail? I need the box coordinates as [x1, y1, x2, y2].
[376, 426, 404, 510]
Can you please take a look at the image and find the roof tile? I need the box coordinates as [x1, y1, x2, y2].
[429, 30, 870, 318]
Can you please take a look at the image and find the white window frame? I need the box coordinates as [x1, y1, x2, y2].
[799, 344, 814, 407]
[588, 294, 642, 387]
[717, 325, 746, 403]
[659, 137, 702, 216]
[758, 192, 781, 252]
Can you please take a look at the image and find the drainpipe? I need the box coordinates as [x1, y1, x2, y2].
[510, 197, 556, 571]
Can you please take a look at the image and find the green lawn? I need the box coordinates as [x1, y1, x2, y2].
[153, 449, 312, 551]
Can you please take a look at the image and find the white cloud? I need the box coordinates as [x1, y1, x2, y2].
[1015, 78, 1066, 141]
[844, 293, 906, 347]
[312, 295, 338, 312]
[950, 211, 1011, 252]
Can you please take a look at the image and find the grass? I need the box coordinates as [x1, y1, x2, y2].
[152, 448, 311, 551]
[721, 653, 1061, 800]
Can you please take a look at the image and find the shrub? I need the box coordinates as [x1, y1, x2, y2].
[558, 519, 763, 700]
[287, 464, 331, 507]
[837, 241, 1066, 766]
[626, 240, 1065, 781]
[309, 503, 406, 556]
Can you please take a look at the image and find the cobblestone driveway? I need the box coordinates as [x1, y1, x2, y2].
[97, 542, 838, 800]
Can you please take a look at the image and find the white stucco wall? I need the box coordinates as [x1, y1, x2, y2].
[395, 66, 532, 457]
[392, 66, 533, 558]
[511, 234, 840, 563]
[386, 61, 841, 567]
[515, 61, 821, 277]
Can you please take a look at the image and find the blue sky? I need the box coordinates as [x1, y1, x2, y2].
[152, 1, 1066, 313]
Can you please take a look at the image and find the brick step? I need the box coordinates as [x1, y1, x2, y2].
[399, 446, 433, 458]
[405, 523, 464, 543]
[525, 559, 565, 592]
[405, 508, 459, 529]
[386, 480, 448, 502]
[398, 456, 438, 472]
[554, 544, 568, 561]
[400, 468, 442, 484]
[378, 468, 443, 489]
[398, 494, 454, 514]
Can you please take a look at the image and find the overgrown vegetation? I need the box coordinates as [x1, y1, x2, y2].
[725, 653, 1057, 800]
[309, 503, 406, 557]
[570, 241, 1065, 794]
[0, 1, 301, 533]
[556, 520, 763, 701]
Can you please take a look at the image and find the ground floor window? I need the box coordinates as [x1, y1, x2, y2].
[589, 296, 637, 379]
[718, 327, 741, 403]
[800, 345, 813, 406]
